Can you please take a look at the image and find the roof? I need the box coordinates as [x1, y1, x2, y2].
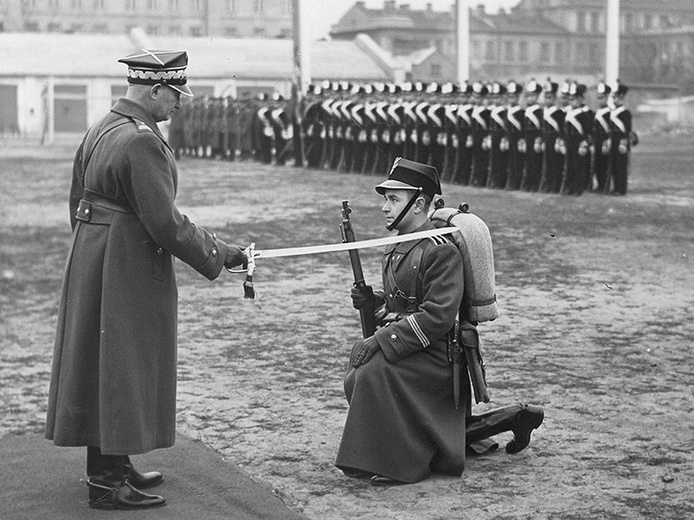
[515, 0, 694, 12]
[0, 32, 389, 81]
[331, 2, 568, 37]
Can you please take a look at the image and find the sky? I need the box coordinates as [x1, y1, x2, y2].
[301, 0, 521, 42]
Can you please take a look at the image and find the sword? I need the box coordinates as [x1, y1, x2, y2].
[251, 226, 459, 259]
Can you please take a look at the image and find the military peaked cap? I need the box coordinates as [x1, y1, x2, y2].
[543, 78, 559, 94]
[568, 82, 586, 97]
[596, 81, 612, 95]
[525, 79, 541, 94]
[375, 157, 442, 200]
[118, 49, 193, 97]
[613, 81, 629, 96]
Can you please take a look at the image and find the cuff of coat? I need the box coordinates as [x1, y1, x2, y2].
[197, 239, 228, 280]
[373, 326, 401, 363]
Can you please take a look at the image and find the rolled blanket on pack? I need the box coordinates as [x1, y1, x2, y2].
[429, 205, 499, 323]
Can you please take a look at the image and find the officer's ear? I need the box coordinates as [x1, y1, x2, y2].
[150, 84, 164, 99]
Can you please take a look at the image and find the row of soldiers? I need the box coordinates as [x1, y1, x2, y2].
[168, 78, 637, 196]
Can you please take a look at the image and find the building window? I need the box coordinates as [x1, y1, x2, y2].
[576, 11, 586, 33]
[147, 25, 160, 35]
[430, 63, 442, 77]
[519, 41, 528, 62]
[540, 42, 550, 62]
[472, 40, 481, 58]
[148, 0, 159, 10]
[169, 25, 182, 35]
[504, 41, 514, 62]
[254, 0, 264, 14]
[190, 26, 202, 36]
[93, 24, 107, 32]
[659, 15, 670, 28]
[226, 0, 235, 12]
[591, 12, 599, 32]
[624, 13, 633, 33]
[93, 0, 105, 8]
[485, 41, 495, 61]
[254, 27, 266, 36]
[126, 0, 136, 11]
[71, 0, 82, 8]
[169, 0, 179, 9]
[192, 0, 202, 12]
[226, 26, 238, 36]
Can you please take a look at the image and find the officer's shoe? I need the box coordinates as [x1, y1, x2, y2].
[125, 463, 164, 489]
[506, 405, 544, 454]
[88, 479, 166, 510]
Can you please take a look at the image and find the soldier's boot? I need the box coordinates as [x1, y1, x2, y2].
[87, 447, 165, 510]
[466, 403, 544, 454]
[123, 455, 163, 489]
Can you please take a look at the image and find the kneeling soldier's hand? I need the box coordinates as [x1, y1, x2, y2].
[352, 336, 380, 368]
[350, 285, 373, 309]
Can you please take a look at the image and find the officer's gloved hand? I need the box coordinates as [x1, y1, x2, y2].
[224, 244, 247, 270]
[350, 285, 373, 310]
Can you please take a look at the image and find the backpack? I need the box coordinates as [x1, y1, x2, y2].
[429, 202, 499, 324]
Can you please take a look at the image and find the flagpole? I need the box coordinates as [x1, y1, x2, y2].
[605, 0, 620, 85]
[456, 0, 470, 83]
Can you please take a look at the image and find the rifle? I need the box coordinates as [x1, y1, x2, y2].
[340, 201, 377, 338]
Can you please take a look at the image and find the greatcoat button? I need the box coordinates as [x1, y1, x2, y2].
[84, 208, 90, 215]
[211, 248, 218, 257]
[156, 248, 163, 255]
[390, 334, 397, 341]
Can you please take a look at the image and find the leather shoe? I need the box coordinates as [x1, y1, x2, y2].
[370, 475, 403, 486]
[88, 479, 166, 510]
[126, 464, 164, 489]
[506, 405, 544, 454]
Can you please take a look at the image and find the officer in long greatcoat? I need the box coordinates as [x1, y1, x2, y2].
[45, 50, 247, 510]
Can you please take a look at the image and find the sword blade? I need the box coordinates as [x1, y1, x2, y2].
[254, 227, 459, 259]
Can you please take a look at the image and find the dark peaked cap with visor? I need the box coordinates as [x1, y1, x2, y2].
[376, 157, 442, 200]
[118, 49, 194, 98]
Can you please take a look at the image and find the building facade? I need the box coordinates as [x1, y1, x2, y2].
[330, 0, 694, 92]
[0, 0, 292, 39]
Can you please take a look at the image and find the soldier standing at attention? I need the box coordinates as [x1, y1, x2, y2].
[539, 79, 565, 193]
[592, 81, 612, 193]
[486, 81, 509, 189]
[504, 80, 525, 190]
[470, 81, 491, 188]
[520, 79, 543, 192]
[560, 82, 594, 196]
[608, 82, 637, 195]
[45, 50, 248, 510]
[453, 81, 474, 185]
[335, 157, 544, 485]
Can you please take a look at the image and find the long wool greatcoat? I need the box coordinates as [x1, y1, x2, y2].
[335, 221, 466, 483]
[45, 98, 228, 455]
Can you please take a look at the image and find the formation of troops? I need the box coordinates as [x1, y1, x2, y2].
[168, 77, 637, 196]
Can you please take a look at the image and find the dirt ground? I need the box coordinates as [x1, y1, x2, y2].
[1, 135, 692, 519]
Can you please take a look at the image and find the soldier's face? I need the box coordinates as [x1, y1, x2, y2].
[382, 189, 421, 231]
[543, 93, 556, 107]
[597, 94, 608, 107]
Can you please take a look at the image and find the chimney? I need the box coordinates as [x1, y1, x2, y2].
[384, 0, 396, 12]
[476, 4, 485, 16]
[400, 3, 410, 11]
[356, 1, 365, 7]
[426, 3, 433, 12]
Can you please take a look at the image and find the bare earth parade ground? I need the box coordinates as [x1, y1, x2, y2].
[1, 135, 692, 519]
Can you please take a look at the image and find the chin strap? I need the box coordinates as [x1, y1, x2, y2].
[386, 187, 423, 231]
